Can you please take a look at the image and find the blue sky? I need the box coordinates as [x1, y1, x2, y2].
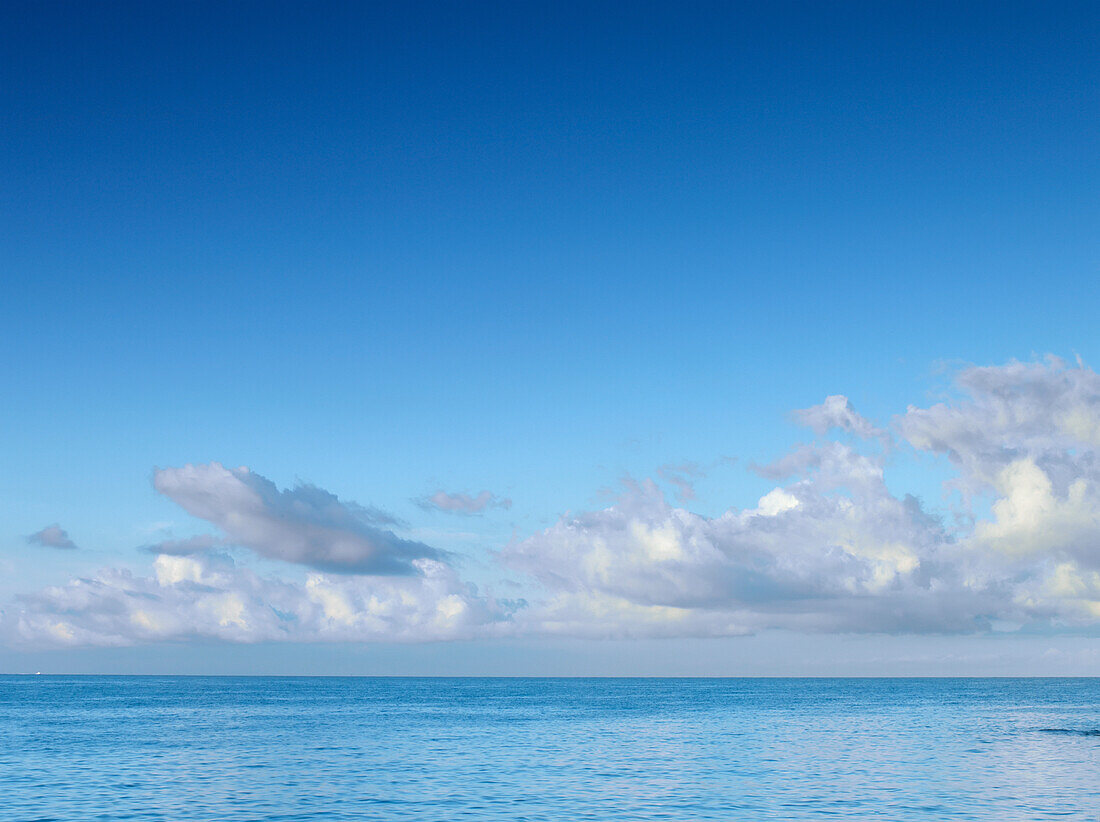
[2, 1, 1099, 674]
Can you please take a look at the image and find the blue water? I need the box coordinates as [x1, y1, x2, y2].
[1, 677, 1097, 820]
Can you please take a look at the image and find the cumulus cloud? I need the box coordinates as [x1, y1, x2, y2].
[154, 463, 442, 574]
[899, 356, 1100, 490]
[26, 524, 77, 550]
[4, 552, 514, 651]
[499, 359, 1100, 638]
[10, 357, 1100, 648]
[503, 452, 998, 637]
[416, 489, 512, 514]
[5, 553, 515, 648]
[898, 358, 1100, 567]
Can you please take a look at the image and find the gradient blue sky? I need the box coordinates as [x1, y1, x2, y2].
[2, 1, 1099, 674]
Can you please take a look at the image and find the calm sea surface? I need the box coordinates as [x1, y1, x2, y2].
[0, 676, 1097, 820]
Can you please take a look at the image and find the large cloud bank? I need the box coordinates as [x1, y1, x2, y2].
[7, 358, 1100, 647]
[11, 553, 511, 647]
[505, 358, 1100, 637]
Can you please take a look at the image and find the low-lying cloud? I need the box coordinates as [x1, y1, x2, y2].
[7, 554, 514, 647]
[8, 357, 1100, 648]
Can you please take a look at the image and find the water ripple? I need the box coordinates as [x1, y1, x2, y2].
[0, 677, 1097, 820]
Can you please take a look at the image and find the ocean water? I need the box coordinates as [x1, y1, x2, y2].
[0, 677, 1097, 821]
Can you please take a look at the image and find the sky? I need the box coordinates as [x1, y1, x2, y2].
[2, 1, 1099, 675]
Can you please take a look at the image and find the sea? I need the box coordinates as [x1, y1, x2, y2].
[0, 676, 1096, 820]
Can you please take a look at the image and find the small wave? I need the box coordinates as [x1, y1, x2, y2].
[1037, 728, 1100, 737]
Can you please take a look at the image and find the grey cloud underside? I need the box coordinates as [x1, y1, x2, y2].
[26, 524, 77, 550]
[9, 358, 1100, 647]
[139, 535, 220, 556]
[416, 490, 512, 514]
[153, 463, 442, 574]
[657, 462, 703, 502]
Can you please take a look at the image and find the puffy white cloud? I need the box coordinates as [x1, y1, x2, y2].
[898, 356, 1100, 491]
[505, 360, 1100, 638]
[1003, 559, 1100, 627]
[5, 552, 514, 648]
[503, 450, 992, 636]
[972, 458, 1100, 560]
[26, 524, 77, 550]
[415, 489, 512, 514]
[11, 357, 1100, 648]
[154, 463, 441, 574]
[898, 358, 1100, 569]
[755, 487, 800, 517]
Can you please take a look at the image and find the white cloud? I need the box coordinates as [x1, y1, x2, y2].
[755, 487, 800, 517]
[972, 458, 1099, 559]
[502, 451, 990, 637]
[5, 552, 514, 648]
[898, 356, 1100, 490]
[26, 524, 77, 550]
[11, 358, 1100, 648]
[504, 362, 1100, 638]
[898, 358, 1100, 569]
[154, 463, 441, 574]
[416, 489, 512, 514]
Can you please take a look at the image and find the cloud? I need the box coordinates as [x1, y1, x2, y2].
[897, 357, 1100, 568]
[657, 462, 703, 502]
[153, 463, 442, 574]
[5, 553, 516, 648]
[499, 360, 1100, 638]
[11, 357, 1100, 649]
[503, 452, 997, 637]
[138, 534, 220, 556]
[898, 356, 1100, 490]
[793, 394, 891, 445]
[26, 524, 77, 550]
[416, 489, 512, 514]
